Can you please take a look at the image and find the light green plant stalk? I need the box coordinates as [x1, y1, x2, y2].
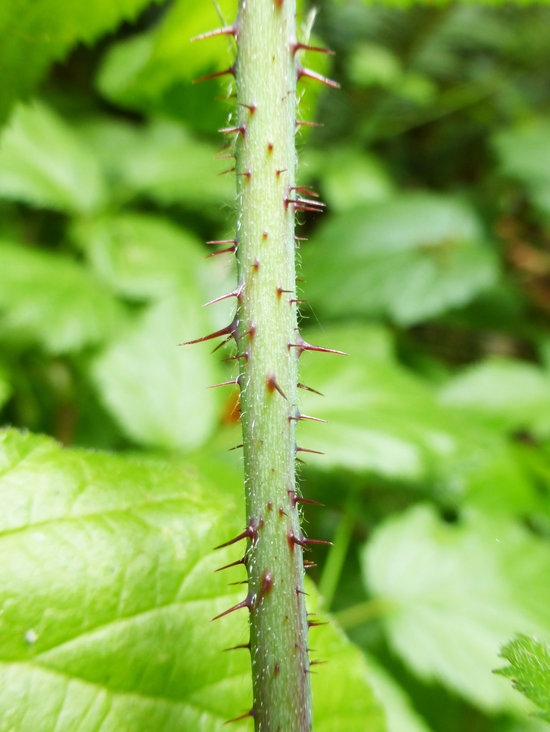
[189, 2, 339, 728]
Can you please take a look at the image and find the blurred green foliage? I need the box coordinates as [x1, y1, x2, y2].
[2, 0, 550, 730]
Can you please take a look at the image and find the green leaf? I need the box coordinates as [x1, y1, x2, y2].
[0, 239, 126, 354]
[0, 428, 384, 731]
[498, 635, 550, 722]
[439, 358, 550, 438]
[303, 193, 498, 325]
[92, 293, 227, 452]
[494, 122, 550, 219]
[0, 102, 105, 214]
[362, 505, 550, 713]
[0, 0, 161, 125]
[298, 325, 535, 513]
[73, 213, 215, 300]
[80, 119, 233, 210]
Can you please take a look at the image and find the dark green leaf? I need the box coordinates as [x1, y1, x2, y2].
[0, 0, 160, 125]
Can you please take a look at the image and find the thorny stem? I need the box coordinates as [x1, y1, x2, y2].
[235, 1, 312, 730]
[190, 1, 340, 728]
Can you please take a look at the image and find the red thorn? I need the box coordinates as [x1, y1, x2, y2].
[181, 317, 237, 346]
[297, 63, 340, 89]
[228, 444, 243, 451]
[310, 660, 328, 666]
[290, 333, 348, 357]
[208, 379, 239, 389]
[206, 239, 237, 246]
[194, 65, 235, 84]
[296, 120, 324, 128]
[190, 25, 237, 42]
[214, 517, 258, 550]
[290, 298, 307, 305]
[267, 142, 274, 154]
[291, 41, 335, 56]
[223, 643, 250, 652]
[217, 167, 236, 176]
[237, 170, 252, 181]
[289, 412, 327, 424]
[222, 352, 248, 363]
[266, 373, 287, 400]
[290, 185, 319, 198]
[288, 490, 324, 507]
[298, 382, 324, 396]
[215, 556, 247, 572]
[296, 447, 325, 455]
[262, 231, 269, 240]
[304, 561, 317, 569]
[276, 168, 287, 178]
[215, 153, 235, 160]
[296, 587, 309, 597]
[202, 284, 242, 308]
[295, 237, 308, 242]
[302, 537, 333, 546]
[206, 245, 237, 258]
[308, 620, 328, 628]
[228, 580, 249, 586]
[239, 102, 257, 114]
[276, 286, 293, 299]
[225, 708, 255, 725]
[219, 125, 246, 137]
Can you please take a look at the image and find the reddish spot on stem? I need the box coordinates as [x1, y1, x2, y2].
[267, 142, 274, 154]
[262, 230, 269, 240]
[239, 102, 257, 114]
[274, 662, 280, 678]
[257, 569, 274, 605]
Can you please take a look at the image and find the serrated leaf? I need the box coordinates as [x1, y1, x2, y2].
[303, 194, 498, 325]
[0, 428, 385, 731]
[439, 358, 550, 438]
[498, 635, 550, 722]
[80, 119, 233, 209]
[0, 239, 126, 354]
[0, 0, 160, 125]
[0, 102, 105, 213]
[362, 505, 550, 713]
[298, 325, 534, 513]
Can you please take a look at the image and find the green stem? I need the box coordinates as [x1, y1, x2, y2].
[235, 1, 312, 730]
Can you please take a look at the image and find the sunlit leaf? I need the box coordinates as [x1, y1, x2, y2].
[0, 429, 385, 731]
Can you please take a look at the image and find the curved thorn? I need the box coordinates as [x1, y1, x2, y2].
[194, 65, 236, 84]
[181, 318, 237, 346]
[211, 595, 252, 622]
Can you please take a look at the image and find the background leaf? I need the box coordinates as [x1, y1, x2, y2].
[303, 194, 498, 325]
[0, 102, 106, 214]
[362, 504, 550, 712]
